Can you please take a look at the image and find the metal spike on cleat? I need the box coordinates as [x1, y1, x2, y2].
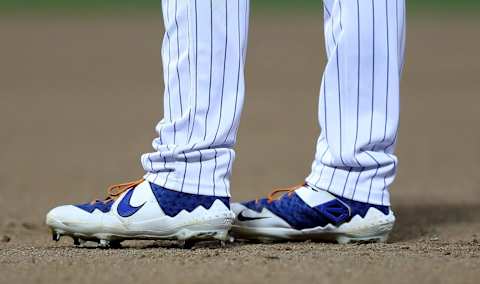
[220, 236, 235, 247]
[97, 239, 122, 249]
[52, 231, 60, 242]
[98, 239, 111, 248]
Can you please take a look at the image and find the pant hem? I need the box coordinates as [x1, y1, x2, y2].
[144, 172, 231, 198]
[305, 171, 391, 206]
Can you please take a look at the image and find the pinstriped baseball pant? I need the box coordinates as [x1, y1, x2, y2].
[141, 0, 406, 206]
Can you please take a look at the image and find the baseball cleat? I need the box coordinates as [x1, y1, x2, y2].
[46, 179, 234, 248]
[231, 184, 395, 244]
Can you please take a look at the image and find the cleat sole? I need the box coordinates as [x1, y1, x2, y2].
[46, 211, 234, 248]
[231, 208, 395, 243]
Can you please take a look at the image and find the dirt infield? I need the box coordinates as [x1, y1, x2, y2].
[1, 12, 479, 284]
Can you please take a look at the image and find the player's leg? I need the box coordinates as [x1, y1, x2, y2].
[142, 0, 250, 198]
[232, 0, 406, 243]
[307, 0, 405, 206]
[46, 0, 250, 247]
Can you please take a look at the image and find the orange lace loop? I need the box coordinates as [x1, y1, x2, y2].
[91, 178, 144, 204]
[257, 184, 304, 204]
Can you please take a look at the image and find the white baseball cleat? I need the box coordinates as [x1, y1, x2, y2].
[231, 185, 395, 244]
[46, 179, 234, 248]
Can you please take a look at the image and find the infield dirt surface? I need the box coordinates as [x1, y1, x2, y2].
[0, 12, 479, 284]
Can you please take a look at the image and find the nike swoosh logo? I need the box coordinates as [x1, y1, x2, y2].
[237, 210, 270, 222]
[117, 189, 146, 217]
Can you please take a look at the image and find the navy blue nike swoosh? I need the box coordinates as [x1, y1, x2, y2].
[117, 189, 146, 217]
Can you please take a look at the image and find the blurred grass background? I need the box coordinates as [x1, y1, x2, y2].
[0, 0, 479, 13]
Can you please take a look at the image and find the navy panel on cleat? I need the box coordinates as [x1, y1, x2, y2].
[231, 185, 395, 243]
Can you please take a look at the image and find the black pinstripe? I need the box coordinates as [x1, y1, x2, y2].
[368, 0, 376, 147]
[210, 0, 229, 196]
[211, 0, 228, 146]
[381, 133, 397, 204]
[223, 0, 242, 145]
[180, 152, 188, 192]
[367, 0, 391, 202]
[186, 0, 192, 130]
[224, 150, 232, 196]
[344, 0, 364, 197]
[174, 0, 184, 116]
[165, 0, 173, 124]
[197, 0, 214, 192]
[335, 7, 345, 166]
[327, 167, 337, 191]
[353, 0, 377, 200]
[353, 0, 362, 167]
[212, 149, 218, 196]
[163, 145, 172, 187]
[203, 0, 214, 143]
[382, 0, 391, 148]
[351, 167, 362, 200]
[173, 121, 177, 144]
[341, 168, 352, 196]
[197, 150, 203, 194]
[187, 0, 199, 144]
[365, 151, 380, 202]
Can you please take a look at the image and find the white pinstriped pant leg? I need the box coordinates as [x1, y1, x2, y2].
[141, 0, 250, 197]
[306, 0, 406, 206]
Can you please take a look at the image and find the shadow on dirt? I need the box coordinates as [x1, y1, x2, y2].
[390, 202, 480, 242]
